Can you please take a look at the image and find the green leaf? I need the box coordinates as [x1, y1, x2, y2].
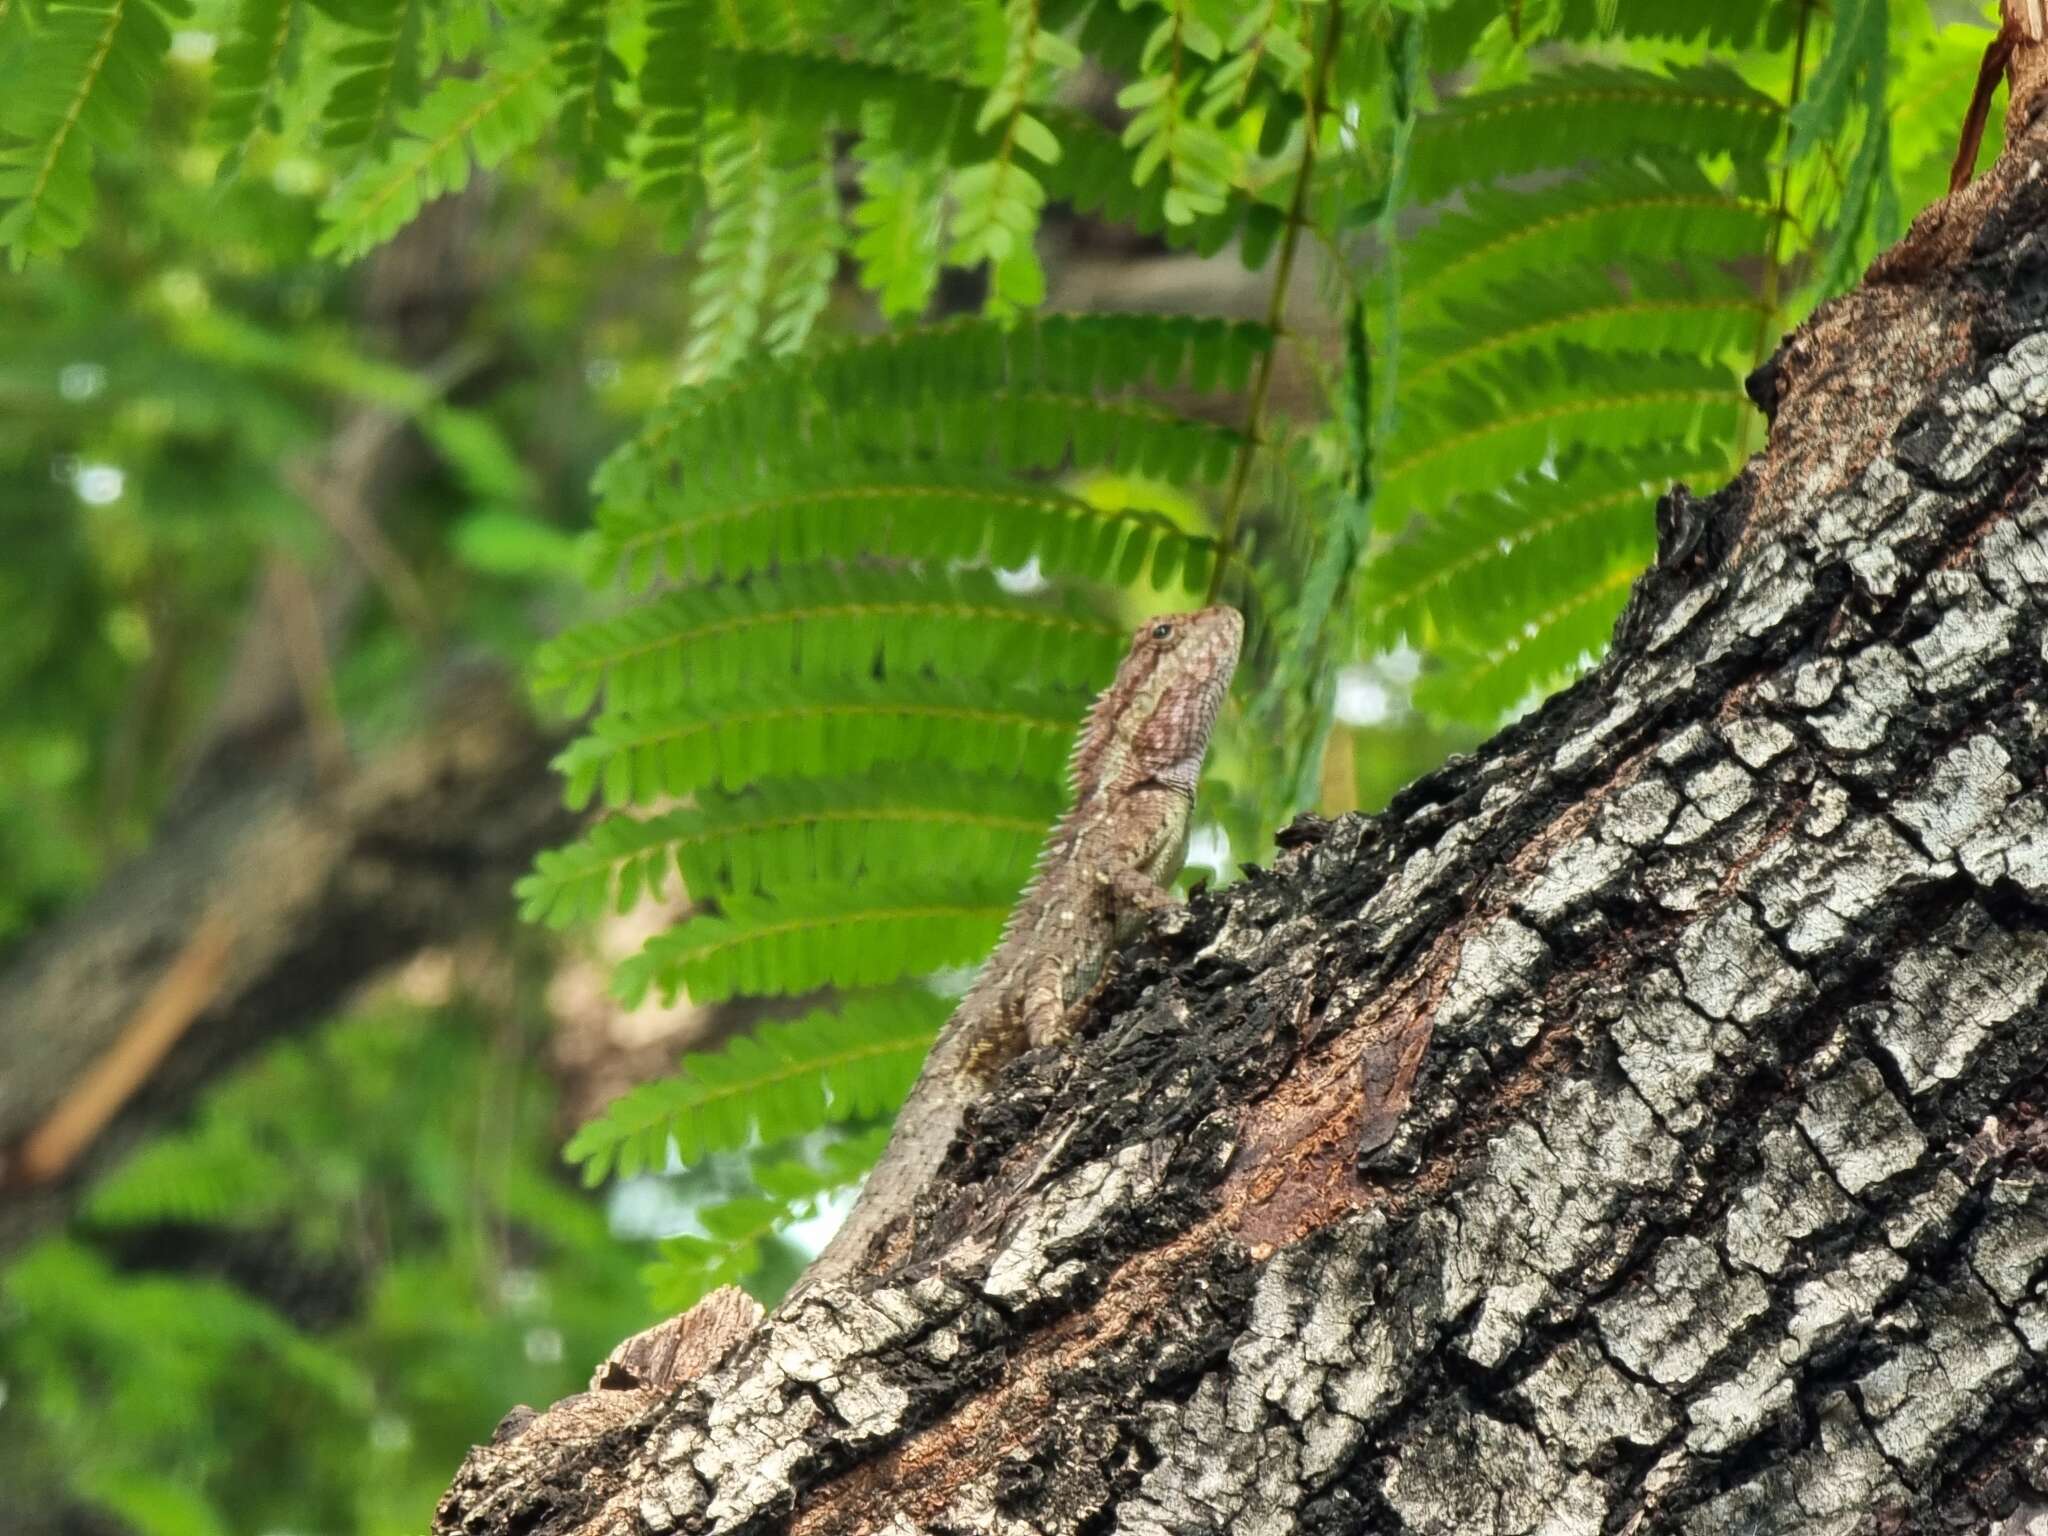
[554, 675, 1085, 810]
[548, 0, 628, 188]
[205, 0, 301, 162]
[313, 0, 424, 158]
[1380, 348, 1743, 525]
[1407, 268, 1767, 387]
[639, 1127, 890, 1308]
[0, 0, 189, 265]
[564, 992, 947, 1180]
[852, 122, 944, 319]
[314, 33, 556, 261]
[533, 566, 1125, 716]
[518, 767, 1060, 926]
[1404, 62, 1781, 206]
[1363, 445, 1724, 654]
[1787, 0, 1881, 162]
[1399, 161, 1777, 321]
[614, 878, 1014, 1006]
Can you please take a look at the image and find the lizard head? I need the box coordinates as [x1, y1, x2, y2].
[1070, 604, 1243, 801]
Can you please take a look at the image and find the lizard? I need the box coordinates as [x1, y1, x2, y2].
[792, 602, 1244, 1297]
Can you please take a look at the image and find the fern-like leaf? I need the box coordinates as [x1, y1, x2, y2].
[565, 992, 947, 1181]
[598, 465, 1219, 595]
[1454, 0, 1787, 48]
[548, 0, 628, 188]
[1379, 347, 1742, 524]
[86, 1123, 295, 1227]
[701, 37, 1237, 246]
[1416, 560, 1644, 722]
[1398, 161, 1777, 321]
[534, 566, 1125, 716]
[205, 0, 300, 163]
[614, 877, 1014, 1006]
[1407, 268, 1766, 388]
[0, 0, 188, 265]
[518, 767, 1060, 927]
[852, 108, 945, 318]
[314, 32, 556, 261]
[632, 0, 709, 233]
[763, 142, 843, 354]
[554, 675, 1086, 810]
[1362, 445, 1720, 654]
[1788, 0, 1882, 161]
[312, 0, 424, 158]
[1403, 63, 1781, 207]
[1116, 2, 1237, 226]
[608, 312, 1268, 496]
[1810, 0, 1898, 298]
[640, 1128, 890, 1309]
[680, 116, 781, 383]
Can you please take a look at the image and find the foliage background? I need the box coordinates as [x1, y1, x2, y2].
[0, 0, 2007, 1530]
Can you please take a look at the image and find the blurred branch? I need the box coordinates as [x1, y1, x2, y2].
[0, 673, 575, 1261]
[0, 184, 573, 1261]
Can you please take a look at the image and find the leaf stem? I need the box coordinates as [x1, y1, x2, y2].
[1747, 0, 1814, 454]
[1207, 0, 1342, 604]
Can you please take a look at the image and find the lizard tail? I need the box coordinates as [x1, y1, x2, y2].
[784, 1028, 982, 1300]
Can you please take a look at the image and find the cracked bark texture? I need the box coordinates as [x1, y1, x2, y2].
[438, 92, 2048, 1536]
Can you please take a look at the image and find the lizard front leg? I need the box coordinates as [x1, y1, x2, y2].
[1105, 864, 1175, 913]
[1092, 782, 1189, 918]
[1019, 952, 1071, 1050]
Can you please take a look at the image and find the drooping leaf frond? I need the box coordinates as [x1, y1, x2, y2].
[631, 0, 709, 232]
[1379, 348, 1742, 525]
[518, 768, 1060, 926]
[0, 0, 188, 264]
[1403, 63, 1781, 207]
[598, 465, 1220, 595]
[641, 1127, 891, 1310]
[548, 0, 629, 188]
[534, 566, 1127, 716]
[1406, 268, 1767, 389]
[313, 0, 424, 158]
[1416, 558, 1644, 722]
[85, 1122, 296, 1227]
[1444, 0, 1789, 49]
[1362, 446, 1723, 656]
[314, 34, 556, 260]
[205, 0, 301, 161]
[564, 994, 943, 1180]
[554, 675, 1086, 811]
[614, 876, 1014, 1005]
[605, 312, 1269, 497]
[1399, 162, 1778, 321]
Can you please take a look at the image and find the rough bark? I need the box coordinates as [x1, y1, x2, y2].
[437, 85, 2048, 1536]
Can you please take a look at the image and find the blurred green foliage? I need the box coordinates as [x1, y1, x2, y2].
[0, 0, 2014, 1528]
[0, 999, 648, 1536]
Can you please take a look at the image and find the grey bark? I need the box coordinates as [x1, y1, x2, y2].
[437, 83, 2048, 1536]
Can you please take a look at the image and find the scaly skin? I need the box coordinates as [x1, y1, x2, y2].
[795, 605, 1244, 1295]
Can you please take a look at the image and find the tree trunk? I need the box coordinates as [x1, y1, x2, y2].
[436, 71, 2048, 1536]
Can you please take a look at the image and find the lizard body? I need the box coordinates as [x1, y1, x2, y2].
[795, 604, 1243, 1294]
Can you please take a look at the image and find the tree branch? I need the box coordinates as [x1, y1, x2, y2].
[438, 64, 2048, 1536]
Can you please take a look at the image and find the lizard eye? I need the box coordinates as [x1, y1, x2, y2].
[1150, 623, 1174, 640]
